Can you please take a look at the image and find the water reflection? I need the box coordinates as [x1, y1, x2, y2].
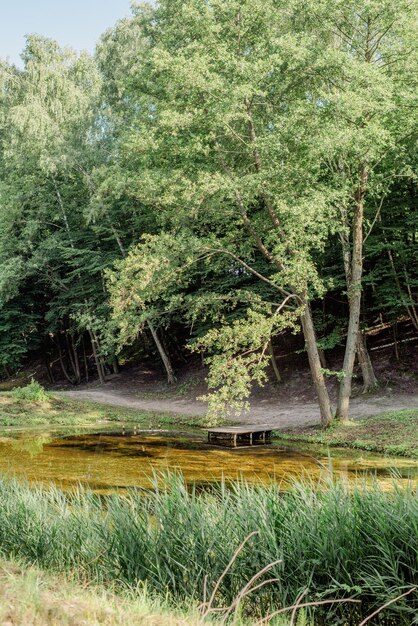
[0, 425, 416, 492]
[10, 433, 53, 457]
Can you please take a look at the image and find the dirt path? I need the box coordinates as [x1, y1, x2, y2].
[60, 388, 418, 429]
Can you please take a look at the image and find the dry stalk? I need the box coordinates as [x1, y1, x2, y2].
[255, 597, 361, 625]
[358, 587, 417, 626]
[289, 589, 308, 626]
[221, 561, 283, 625]
[198, 539, 414, 626]
[200, 531, 258, 620]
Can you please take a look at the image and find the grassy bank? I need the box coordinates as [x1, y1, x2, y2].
[0, 475, 416, 624]
[0, 381, 205, 428]
[276, 409, 418, 458]
[0, 559, 313, 626]
[0, 559, 201, 626]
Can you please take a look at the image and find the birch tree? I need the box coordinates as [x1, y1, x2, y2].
[320, 0, 418, 419]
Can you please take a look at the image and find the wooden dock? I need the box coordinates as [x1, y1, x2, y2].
[206, 425, 272, 448]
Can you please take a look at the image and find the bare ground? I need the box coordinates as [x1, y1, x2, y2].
[56, 341, 418, 429]
[61, 387, 418, 429]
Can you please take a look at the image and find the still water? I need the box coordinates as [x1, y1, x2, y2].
[0, 424, 417, 492]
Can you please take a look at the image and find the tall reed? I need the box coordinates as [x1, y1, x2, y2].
[0, 473, 416, 624]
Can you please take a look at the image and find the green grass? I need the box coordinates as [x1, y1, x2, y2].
[276, 409, 418, 458]
[0, 386, 208, 429]
[0, 559, 311, 626]
[0, 474, 416, 624]
[0, 558, 210, 626]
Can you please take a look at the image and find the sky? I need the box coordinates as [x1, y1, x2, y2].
[0, 0, 133, 66]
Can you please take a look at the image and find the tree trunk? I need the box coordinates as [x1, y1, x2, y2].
[356, 331, 378, 391]
[336, 166, 368, 421]
[268, 340, 282, 383]
[318, 348, 328, 370]
[112, 356, 120, 375]
[72, 337, 81, 383]
[147, 320, 176, 384]
[300, 302, 333, 427]
[393, 322, 400, 361]
[382, 221, 418, 334]
[57, 340, 75, 384]
[88, 330, 106, 385]
[66, 332, 81, 384]
[44, 358, 55, 384]
[107, 221, 177, 383]
[340, 223, 378, 392]
[403, 267, 418, 332]
[82, 335, 89, 383]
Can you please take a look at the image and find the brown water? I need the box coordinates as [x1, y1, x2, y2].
[0, 424, 417, 492]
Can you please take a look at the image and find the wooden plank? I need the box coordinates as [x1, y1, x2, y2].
[206, 425, 271, 434]
[206, 425, 273, 448]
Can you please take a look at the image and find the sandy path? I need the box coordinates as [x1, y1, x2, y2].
[60, 388, 418, 429]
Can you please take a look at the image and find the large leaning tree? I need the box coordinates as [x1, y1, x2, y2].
[107, 0, 417, 425]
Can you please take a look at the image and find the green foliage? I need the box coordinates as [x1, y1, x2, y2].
[10, 379, 50, 403]
[0, 0, 417, 419]
[195, 308, 300, 420]
[0, 475, 416, 623]
[319, 368, 346, 381]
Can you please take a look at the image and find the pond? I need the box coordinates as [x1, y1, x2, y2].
[0, 423, 417, 492]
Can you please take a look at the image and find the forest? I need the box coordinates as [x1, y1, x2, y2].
[0, 0, 417, 426]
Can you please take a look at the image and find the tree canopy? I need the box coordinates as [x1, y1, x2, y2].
[0, 0, 416, 424]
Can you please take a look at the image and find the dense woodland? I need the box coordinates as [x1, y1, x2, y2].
[0, 0, 416, 424]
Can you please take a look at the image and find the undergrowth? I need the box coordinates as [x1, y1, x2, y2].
[0, 474, 415, 624]
[10, 378, 50, 402]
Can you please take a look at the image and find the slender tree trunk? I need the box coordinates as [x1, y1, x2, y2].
[393, 322, 400, 361]
[318, 348, 328, 370]
[107, 220, 177, 383]
[386, 245, 418, 333]
[147, 320, 176, 384]
[300, 302, 333, 427]
[268, 340, 282, 383]
[403, 267, 418, 332]
[336, 166, 368, 421]
[340, 226, 377, 392]
[65, 332, 81, 384]
[65, 332, 76, 379]
[112, 356, 119, 375]
[44, 357, 55, 384]
[53, 178, 74, 247]
[218, 117, 333, 425]
[356, 331, 377, 391]
[88, 330, 106, 385]
[72, 337, 81, 384]
[82, 335, 89, 383]
[57, 340, 75, 384]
